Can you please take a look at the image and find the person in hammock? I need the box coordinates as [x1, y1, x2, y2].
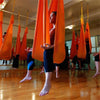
[78, 38, 91, 70]
[20, 47, 35, 83]
[40, 63, 60, 78]
[39, 11, 57, 96]
[2, 32, 7, 65]
[85, 38, 91, 70]
[72, 38, 79, 70]
[72, 55, 78, 70]
[12, 47, 19, 69]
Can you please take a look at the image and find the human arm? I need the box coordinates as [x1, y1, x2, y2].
[41, 43, 54, 50]
[93, 53, 99, 56]
[25, 48, 32, 52]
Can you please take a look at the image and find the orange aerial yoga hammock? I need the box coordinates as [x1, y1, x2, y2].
[0, 11, 3, 49]
[32, 0, 65, 64]
[48, 0, 58, 15]
[32, 0, 44, 61]
[77, 5, 86, 59]
[15, 24, 21, 55]
[85, 22, 92, 53]
[44, 0, 65, 64]
[76, 34, 79, 54]
[70, 30, 77, 59]
[19, 27, 28, 60]
[76, 34, 79, 45]
[77, 24, 86, 59]
[53, 0, 65, 64]
[32, 0, 50, 61]
[12, 46, 15, 57]
[0, 15, 14, 60]
[48, 0, 58, 31]
[43, 0, 50, 45]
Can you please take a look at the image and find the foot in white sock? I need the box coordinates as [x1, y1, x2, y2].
[39, 84, 51, 96]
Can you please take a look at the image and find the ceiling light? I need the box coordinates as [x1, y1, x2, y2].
[65, 25, 74, 30]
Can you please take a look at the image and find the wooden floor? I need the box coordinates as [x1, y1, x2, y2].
[0, 69, 100, 100]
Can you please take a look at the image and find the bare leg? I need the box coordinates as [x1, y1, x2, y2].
[72, 63, 76, 70]
[5, 60, 7, 65]
[79, 61, 82, 69]
[2, 60, 4, 65]
[88, 64, 91, 70]
[68, 61, 70, 69]
[56, 66, 59, 78]
[40, 67, 44, 74]
[20, 70, 32, 83]
[39, 72, 52, 96]
[93, 61, 100, 78]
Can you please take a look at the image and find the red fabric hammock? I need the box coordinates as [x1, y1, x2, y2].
[0, 11, 3, 49]
[76, 35, 79, 45]
[19, 27, 28, 60]
[0, 0, 3, 4]
[0, 15, 14, 60]
[12, 46, 15, 57]
[15, 24, 21, 55]
[77, 17, 86, 59]
[85, 22, 92, 53]
[48, 0, 58, 15]
[76, 35, 79, 54]
[70, 31, 77, 59]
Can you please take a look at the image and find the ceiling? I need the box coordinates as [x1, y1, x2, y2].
[1, 0, 100, 35]
[64, 0, 100, 29]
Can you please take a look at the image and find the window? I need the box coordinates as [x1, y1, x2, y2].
[91, 37, 95, 47]
[66, 41, 72, 50]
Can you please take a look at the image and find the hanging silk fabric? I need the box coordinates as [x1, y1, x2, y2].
[76, 35, 79, 55]
[70, 31, 77, 59]
[0, 15, 14, 60]
[12, 46, 15, 57]
[85, 4, 92, 53]
[48, 0, 58, 30]
[32, 0, 65, 64]
[15, 25, 21, 55]
[19, 27, 28, 60]
[77, 5, 86, 59]
[32, 0, 50, 61]
[0, 0, 3, 4]
[43, 0, 50, 45]
[0, 11, 3, 49]
[53, 0, 65, 64]
[85, 22, 92, 53]
[32, 0, 43, 61]
[76, 35, 79, 45]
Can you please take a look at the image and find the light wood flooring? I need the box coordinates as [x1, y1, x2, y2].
[0, 68, 100, 100]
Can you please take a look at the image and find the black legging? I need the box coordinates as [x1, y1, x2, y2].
[27, 52, 35, 70]
[95, 54, 99, 61]
[44, 48, 55, 72]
